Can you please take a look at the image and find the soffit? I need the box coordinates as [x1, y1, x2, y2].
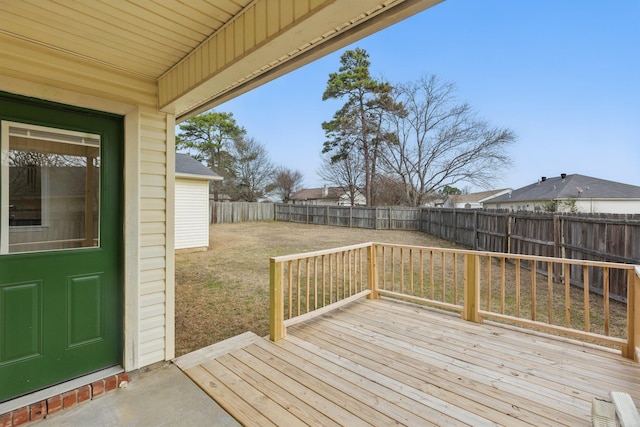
[0, 0, 443, 119]
[0, 0, 251, 80]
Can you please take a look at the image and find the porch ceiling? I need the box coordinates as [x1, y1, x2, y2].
[0, 0, 442, 120]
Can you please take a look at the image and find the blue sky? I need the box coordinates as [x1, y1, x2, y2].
[217, 0, 640, 192]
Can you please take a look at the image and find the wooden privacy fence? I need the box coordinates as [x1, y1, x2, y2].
[210, 201, 275, 224]
[275, 204, 421, 229]
[275, 204, 640, 300]
[269, 242, 640, 360]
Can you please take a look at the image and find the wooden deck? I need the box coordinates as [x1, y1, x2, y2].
[174, 298, 640, 426]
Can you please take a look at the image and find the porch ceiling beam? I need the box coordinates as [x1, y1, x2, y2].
[158, 0, 443, 121]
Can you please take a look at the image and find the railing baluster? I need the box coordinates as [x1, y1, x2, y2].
[314, 256, 318, 310]
[547, 261, 553, 324]
[500, 258, 506, 314]
[382, 246, 386, 290]
[288, 260, 293, 319]
[604, 267, 609, 336]
[420, 249, 424, 298]
[329, 254, 333, 304]
[531, 259, 536, 321]
[486, 256, 492, 311]
[565, 263, 571, 328]
[515, 259, 521, 318]
[305, 258, 310, 314]
[583, 265, 589, 333]
[296, 260, 302, 316]
[453, 252, 458, 305]
[430, 250, 435, 300]
[441, 252, 446, 302]
[400, 247, 404, 294]
[409, 248, 414, 295]
[342, 251, 347, 299]
[391, 247, 395, 292]
[321, 255, 326, 307]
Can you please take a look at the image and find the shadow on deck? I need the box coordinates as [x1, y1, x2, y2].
[174, 297, 640, 426]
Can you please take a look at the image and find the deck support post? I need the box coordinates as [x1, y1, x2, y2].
[269, 258, 285, 341]
[367, 244, 379, 299]
[623, 266, 640, 360]
[463, 254, 482, 323]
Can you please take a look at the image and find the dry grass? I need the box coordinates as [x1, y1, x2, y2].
[175, 222, 459, 356]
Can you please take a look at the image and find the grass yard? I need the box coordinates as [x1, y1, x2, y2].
[174, 222, 459, 356]
[175, 221, 627, 357]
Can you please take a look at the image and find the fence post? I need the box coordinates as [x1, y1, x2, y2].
[367, 243, 379, 299]
[623, 266, 640, 360]
[306, 205, 309, 224]
[462, 254, 482, 323]
[269, 258, 285, 341]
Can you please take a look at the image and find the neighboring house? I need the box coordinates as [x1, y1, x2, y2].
[483, 174, 640, 213]
[175, 153, 222, 251]
[444, 189, 512, 209]
[291, 186, 366, 206]
[423, 193, 447, 208]
[0, 0, 442, 410]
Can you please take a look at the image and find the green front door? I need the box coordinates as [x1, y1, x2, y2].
[0, 94, 122, 402]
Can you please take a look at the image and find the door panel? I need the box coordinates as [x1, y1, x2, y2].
[0, 93, 122, 402]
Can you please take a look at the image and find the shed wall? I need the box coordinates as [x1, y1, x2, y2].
[175, 178, 210, 250]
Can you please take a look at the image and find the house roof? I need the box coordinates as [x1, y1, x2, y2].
[486, 174, 640, 204]
[175, 153, 221, 180]
[291, 187, 346, 201]
[0, 1, 442, 120]
[448, 189, 511, 204]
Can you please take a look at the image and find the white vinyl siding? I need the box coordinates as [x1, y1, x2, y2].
[175, 178, 210, 250]
[138, 110, 172, 368]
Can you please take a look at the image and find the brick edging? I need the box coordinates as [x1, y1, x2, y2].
[0, 372, 129, 427]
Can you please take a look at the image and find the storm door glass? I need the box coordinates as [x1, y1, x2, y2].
[1, 121, 100, 253]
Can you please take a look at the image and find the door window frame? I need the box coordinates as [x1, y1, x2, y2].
[1, 120, 101, 254]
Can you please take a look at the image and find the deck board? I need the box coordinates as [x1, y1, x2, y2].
[179, 298, 640, 426]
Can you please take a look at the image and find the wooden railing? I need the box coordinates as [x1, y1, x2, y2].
[270, 243, 640, 361]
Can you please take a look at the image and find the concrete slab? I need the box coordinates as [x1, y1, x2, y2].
[41, 363, 240, 426]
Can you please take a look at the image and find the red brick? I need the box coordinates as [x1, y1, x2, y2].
[29, 401, 47, 421]
[77, 385, 91, 403]
[11, 407, 28, 426]
[117, 372, 130, 387]
[46, 395, 62, 415]
[0, 412, 12, 427]
[92, 380, 105, 397]
[62, 390, 77, 409]
[105, 375, 117, 392]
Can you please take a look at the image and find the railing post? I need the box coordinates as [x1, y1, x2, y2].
[623, 266, 640, 360]
[367, 244, 379, 299]
[269, 258, 285, 341]
[463, 254, 482, 323]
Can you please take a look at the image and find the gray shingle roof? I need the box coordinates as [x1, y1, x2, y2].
[291, 187, 344, 200]
[175, 153, 221, 179]
[486, 174, 640, 203]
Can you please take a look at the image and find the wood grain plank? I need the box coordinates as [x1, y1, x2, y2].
[184, 364, 275, 427]
[199, 358, 304, 426]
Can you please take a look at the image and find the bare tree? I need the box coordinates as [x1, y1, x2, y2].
[271, 167, 304, 203]
[318, 149, 365, 206]
[227, 137, 274, 201]
[380, 74, 515, 206]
